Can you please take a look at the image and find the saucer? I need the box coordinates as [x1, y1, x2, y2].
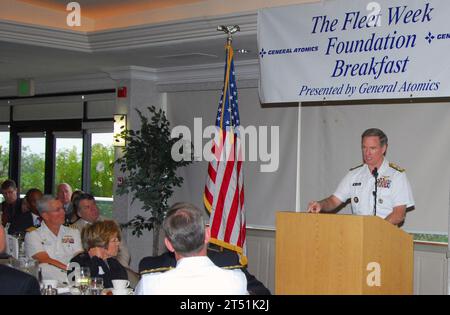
[112, 288, 133, 295]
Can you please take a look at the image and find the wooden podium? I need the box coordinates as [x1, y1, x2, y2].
[275, 212, 413, 294]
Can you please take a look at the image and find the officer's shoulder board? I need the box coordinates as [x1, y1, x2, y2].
[140, 266, 175, 275]
[222, 264, 244, 270]
[349, 164, 363, 171]
[26, 226, 38, 233]
[389, 162, 405, 172]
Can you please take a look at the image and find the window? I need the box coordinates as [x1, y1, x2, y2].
[54, 134, 83, 192]
[5, 91, 116, 213]
[90, 132, 114, 218]
[0, 131, 9, 183]
[0, 131, 8, 203]
[20, 135, 45, 193]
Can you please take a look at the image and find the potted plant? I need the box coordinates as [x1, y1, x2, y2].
[115, 106, 192, 255]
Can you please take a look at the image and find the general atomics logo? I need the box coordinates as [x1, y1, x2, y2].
[259, 45, 319, 59]
[425, 31, 450, 44]
[259, 48, 267, 58]
[425, 32, 435, 43]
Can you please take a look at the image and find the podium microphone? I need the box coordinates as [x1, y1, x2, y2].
[372, 167, 378, 216]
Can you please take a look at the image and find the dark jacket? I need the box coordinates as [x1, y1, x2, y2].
[69, 252, 128, 288]
[139, 249, 271, 295]
[2, 199, 34, 235]
[0, 264, 41, 295]
[8, 211, 34, 235]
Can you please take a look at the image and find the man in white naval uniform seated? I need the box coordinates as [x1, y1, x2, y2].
[135, 203, 248, 295]
[307, 128, 414, 226]
[25, 195, 82, 284]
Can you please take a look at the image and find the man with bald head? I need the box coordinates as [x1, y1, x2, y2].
[56, 183, 72, 224]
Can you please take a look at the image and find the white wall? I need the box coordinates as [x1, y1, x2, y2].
[166, 87, 298, 229]
[300, 102, 450, 235]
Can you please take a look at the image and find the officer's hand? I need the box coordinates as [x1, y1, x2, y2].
[307, 201, 321, 213]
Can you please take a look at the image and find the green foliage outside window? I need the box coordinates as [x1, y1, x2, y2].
[20, 147, 45, 193]
[19, 143, 114, 199]
[55, 146, 82, 191]
[90, 143, 114, 197]
[0, 144, 8, 184]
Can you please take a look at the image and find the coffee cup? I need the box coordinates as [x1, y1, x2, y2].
[112, 279, 130, 289]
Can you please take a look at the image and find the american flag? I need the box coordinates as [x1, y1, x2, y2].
[203, 42, 247, 265]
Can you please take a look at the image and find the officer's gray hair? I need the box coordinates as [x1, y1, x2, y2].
[163, 203, 205, 256]
[361, 128, 388, 147]
[37, 195, 57, 215]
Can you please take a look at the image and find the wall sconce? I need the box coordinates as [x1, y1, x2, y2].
[113, 114, 127, 147]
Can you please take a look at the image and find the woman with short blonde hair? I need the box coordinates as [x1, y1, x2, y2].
[81, 220, 121, 251]
[69, 220, 128, 288]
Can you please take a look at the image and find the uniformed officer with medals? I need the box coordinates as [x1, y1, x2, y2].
[307, 128, 414, 226]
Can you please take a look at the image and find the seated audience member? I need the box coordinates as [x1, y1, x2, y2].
[0, 179, 28, 235]
[24, 195, 82, 284]
[69, 220, 128, 289]
[55, 183, 72, 224]
[71, 193, 130, 267]
[135, 203, 248, 295]
[67, 190, 84, 224]
[139, 248, 271, 295]
[7, 188, 43, 234]
[0, 225, 41, 295]
[139, 202, 270, 295]
[23, 188, 44, 229]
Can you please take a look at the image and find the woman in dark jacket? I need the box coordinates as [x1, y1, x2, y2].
[69, 220, 127, 288]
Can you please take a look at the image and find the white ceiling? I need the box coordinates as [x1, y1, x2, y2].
[17, 0, 206, 18]
[0, 0, 262, 89]
[0, 33, 258, 81]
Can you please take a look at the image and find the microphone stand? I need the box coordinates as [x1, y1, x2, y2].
[372, 167, 378, 216]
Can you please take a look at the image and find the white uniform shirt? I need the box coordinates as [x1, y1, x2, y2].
[135, 256, 248, 295]
[25, 222, 82, 284]
[333, 159, 414, 219]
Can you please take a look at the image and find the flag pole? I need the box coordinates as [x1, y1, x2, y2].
[206, 25, 247, 264]
[210, 25, 240, 255]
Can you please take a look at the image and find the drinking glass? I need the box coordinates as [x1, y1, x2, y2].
[90, 277, 104, 295]
[76, 267, 91, 295]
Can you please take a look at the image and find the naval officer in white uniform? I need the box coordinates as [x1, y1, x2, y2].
[307, 128, 414, 226]
[25, 195, 82, 284]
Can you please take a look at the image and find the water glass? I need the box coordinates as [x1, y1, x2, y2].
[90, 277, 104, 295]
[76, 267, 91, 295]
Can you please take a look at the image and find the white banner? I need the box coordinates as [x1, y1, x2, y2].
[258, 0, 450, 103]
